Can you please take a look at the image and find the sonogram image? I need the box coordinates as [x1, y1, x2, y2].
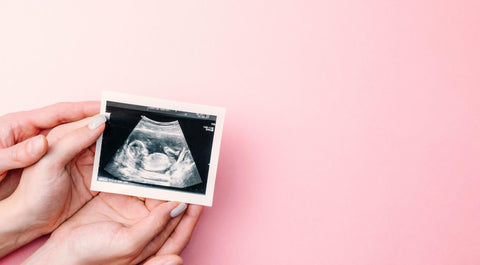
[104, 116, 202, 188]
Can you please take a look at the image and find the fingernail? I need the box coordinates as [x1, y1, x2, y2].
[170, 203, 187, 218]
[88, 114, 107, 130]
[27, 135, 46, 156]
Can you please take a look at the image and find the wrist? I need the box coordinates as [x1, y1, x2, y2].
[22, 236, 78, 265]
[0, 198, 45, 257]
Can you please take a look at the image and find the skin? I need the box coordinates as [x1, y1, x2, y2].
[0, 102, 204, 263]
[23, 193, 203, 265]
[0, 114, 105, 257]
[0, 101, 100, 198]
[143, 255, 184, 265]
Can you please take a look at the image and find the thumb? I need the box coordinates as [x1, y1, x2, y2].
[127, 202, 186, 249]
[0, 135, 47, 180]
[143, 254, 184, 265]
[44, 114, 106, 167]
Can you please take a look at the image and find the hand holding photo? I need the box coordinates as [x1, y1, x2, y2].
[90, 91, 225, 206]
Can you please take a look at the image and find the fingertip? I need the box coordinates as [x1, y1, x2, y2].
[144, 254, 183, 265]
[188, 204, 204, 216]
[87, 114, 107, 130]
[170, 203, 187, 218]
[27, 135, 48, 157]
[0, 135, 49, 174]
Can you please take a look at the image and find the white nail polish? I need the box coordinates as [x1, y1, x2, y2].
[88, 115, 107, 130]
[170, 203, 187, 218]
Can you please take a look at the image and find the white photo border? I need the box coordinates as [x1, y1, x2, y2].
[90, 91, 225, 206]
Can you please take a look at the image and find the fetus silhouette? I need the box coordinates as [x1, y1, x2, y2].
[104, 116, 202, 188]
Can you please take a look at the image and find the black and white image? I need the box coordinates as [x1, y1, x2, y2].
[104, 116, 203, 188]
[91, 91, 225, 206]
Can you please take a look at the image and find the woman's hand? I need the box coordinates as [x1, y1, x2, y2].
[0, 114, 106, 257]
[0, 101, 99, 199]
[24, 192, 203, 265]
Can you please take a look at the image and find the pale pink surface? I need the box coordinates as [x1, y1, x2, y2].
[0, 1, 479, 264]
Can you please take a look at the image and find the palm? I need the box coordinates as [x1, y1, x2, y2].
[8, 118, 99, 232]
[64, 144, 98, 211]
[50, 193, 171, 265]
[12, 146, 96, 233]
[51, 145, 98, 228]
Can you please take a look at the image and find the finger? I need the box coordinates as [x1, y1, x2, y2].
[143, 254, 183, 265]
[2, 102, 100, 143]
[72, 144, 98, 193]
[43, 115, 106, 168]
[131, 211, 185, 264]
[157, 205, 204, 255]
[27, 101, 100, 129]
[46, 117, 94, 145]
[97, 192, 148, 218]
[145, 198, 168, 211]
[126, 202, 187, 251]
[0, 135, 47, 180]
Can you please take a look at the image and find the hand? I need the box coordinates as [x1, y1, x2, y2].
[0, 114, 106, 257]
[0, 101, 99, 199]
[24, 193, 203, 265]
[143, 255, 184, 265]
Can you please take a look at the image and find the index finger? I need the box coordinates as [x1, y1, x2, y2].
[27, 101, 100, 129]
[157, 205, 203, 255]
[7, 101, 100, 142]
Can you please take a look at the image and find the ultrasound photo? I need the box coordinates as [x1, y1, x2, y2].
[91, 91, 225, 206]
[104, 116, 203, 188]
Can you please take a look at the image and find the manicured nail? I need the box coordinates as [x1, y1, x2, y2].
[170, 203, 187, 218]
[27, 135, 45, 156]
[88, 114, 107, 130]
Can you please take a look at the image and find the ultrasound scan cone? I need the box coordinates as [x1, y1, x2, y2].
[104, 116, 202, 188]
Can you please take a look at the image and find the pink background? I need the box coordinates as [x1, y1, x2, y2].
[1, 1, 479, 264]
